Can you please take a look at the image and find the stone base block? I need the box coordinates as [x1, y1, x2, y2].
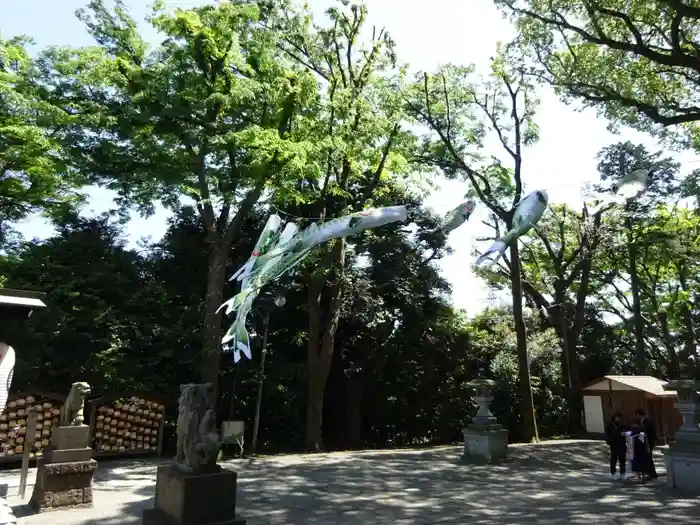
[462, 425, 508, 463]
[29, 459, 97, 513]
[51, 425, 90, 450]
[44, 447, 92, 463]
[142, 464, 245, 525]
[664, 450, 700, 492]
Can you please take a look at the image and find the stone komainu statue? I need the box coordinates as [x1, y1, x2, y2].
[175, 383, 222, 473]
[59, 382, 92, 426]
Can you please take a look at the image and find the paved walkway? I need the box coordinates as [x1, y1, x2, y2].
[1, 440, 698, 524]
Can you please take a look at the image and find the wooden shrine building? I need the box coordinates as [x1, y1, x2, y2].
[0, 288, 46, 319]
[582, 375, 684, 445]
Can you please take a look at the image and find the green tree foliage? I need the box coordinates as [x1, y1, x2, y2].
[593, 203, 700, 379]
[32, 0, 318, 387]
[495, 0, 700, 147]
[0, 214, 149, 394]
[2, 207, 583, 450]
[0, 201, 516, 451]
[267, 0, 417, 450]
[590, 142, 682, 373]
[406, 43, 541, 441]
[639, 207, 700, 377]
[467, 309, 564, 437]
[0, 37, 85, 247]
[327, 183, 450, 448]
[6, 0, 700, 456]
[478, 202, 606, 433]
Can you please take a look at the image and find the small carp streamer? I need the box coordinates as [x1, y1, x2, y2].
[219, 206, 409, 362]
[429, 199, 476, 235]
[587, 168, 653, 215]
[476, 190, 549, 266]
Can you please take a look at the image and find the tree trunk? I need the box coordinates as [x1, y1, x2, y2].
[200, 242, 228, 388]
[626, 218, 646, 373]
[553, 288, 578, 434]
[305, 367, 325, 450]
[657, 310, 679, 378]
[564, 329, 584, 434]
[566, 248, 593, 436]
[344, 374, 364, 449]
[305, 239, 346, 451]
[509, 242, 539, 442]
[677, 264, 697, 377]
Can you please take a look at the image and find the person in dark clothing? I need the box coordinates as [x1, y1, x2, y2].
[629, 417, 651, 482]
[605, 412, 627, 480]
[635, 408, 658, 479]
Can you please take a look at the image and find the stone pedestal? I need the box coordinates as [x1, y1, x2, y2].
[462, 379, 508, 463]
[44, 425, 93, 463]
[30, 459, 97, 512]
[29, 425, 97, 512]
[663, 379, 700, 492]
[142, 464, 246, 525]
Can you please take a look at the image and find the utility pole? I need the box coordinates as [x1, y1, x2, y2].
[250, 293, 286, 455]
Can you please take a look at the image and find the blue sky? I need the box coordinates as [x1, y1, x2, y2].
[6, 0, 700, 314]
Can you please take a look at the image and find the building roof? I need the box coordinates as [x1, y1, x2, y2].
[583, 375, 677, 397]
[0, 289, 46, 309]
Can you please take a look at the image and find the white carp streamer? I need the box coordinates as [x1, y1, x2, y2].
[219, 206, 409, 362]
[429, 199, 476, 235]
[588, 168, 652, 215]
[476, 190, 549, 266]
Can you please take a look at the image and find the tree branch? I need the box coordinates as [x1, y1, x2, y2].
[504, 0, 700, 126]
[405, 73, 506, 220]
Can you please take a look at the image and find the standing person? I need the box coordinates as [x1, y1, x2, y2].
[635, 408, 658, 479]
[605, 412, 627, 480]
[629, 416, 651, 483]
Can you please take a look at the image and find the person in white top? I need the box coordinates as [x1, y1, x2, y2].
[0, 343, 15, 415]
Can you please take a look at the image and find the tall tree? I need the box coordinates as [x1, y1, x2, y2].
[594, 204, 700, 378]
[466, 307, 564, 439]
[144, 205, 271, 410]
[648, 208, 700, 376]
[496, 0, 700, 145]
[0, 36, 85, 246]
[269, 0, 415, 450]
[592, 142, 680, 373]
[329, 182, 450, 448]
[34, 0, 317, 387]
[479, 203, 605, 434]
[406, 44, 541, 441]
[0, 214, 148, 393]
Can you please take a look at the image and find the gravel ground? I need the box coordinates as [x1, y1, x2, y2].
[0, 440, 697, 525]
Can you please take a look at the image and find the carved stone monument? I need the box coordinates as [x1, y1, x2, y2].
[142, 383, 246, 525]
[462, 379, 508, 462]
[30, 382, 97, 512]
[663, 378, 700, 492]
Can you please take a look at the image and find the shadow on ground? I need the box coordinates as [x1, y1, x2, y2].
[232, 441, 699, 525]
[6, 440, 700, 525]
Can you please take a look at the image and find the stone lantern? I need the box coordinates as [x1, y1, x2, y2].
[663, 378, 700, 492]
[462, 379, 508, 462]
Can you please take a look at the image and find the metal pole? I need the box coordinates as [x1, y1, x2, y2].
[251, 309, 271, 455]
